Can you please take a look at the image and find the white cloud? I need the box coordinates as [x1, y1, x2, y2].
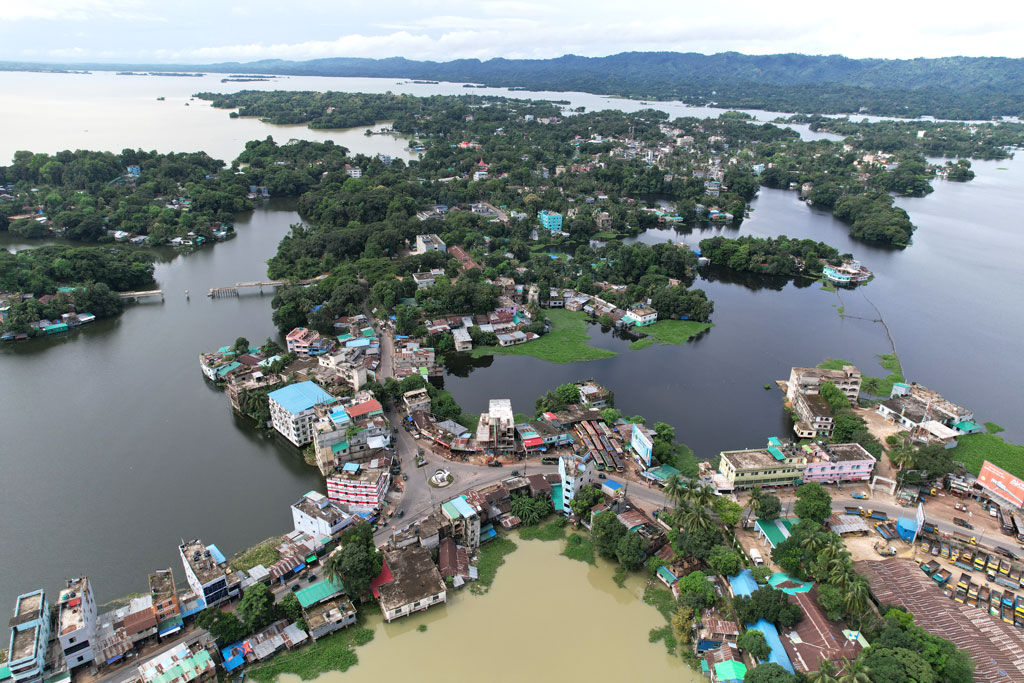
[0, 0, 165, 23]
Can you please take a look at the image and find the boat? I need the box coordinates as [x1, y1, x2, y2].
[823, 260, 873, 285]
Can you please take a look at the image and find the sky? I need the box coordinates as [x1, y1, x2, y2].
[4, 0, 1024, 64]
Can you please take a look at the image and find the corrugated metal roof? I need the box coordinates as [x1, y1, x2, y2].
[268, 381, 337, 415]
[295, 578, 344, 608]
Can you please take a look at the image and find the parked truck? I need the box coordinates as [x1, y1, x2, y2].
[868, 511, 888, 521]
[749, 548, 764, 566]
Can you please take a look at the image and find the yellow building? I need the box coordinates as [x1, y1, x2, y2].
[718, 438, 808, 489]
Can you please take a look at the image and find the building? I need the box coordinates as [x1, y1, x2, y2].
[55, 577, 97, 669]
[496, 331, 528, 346]
[623, 305, 658, 327]
[311, 404, 354, 471]
[268, 381, 339, 447]
[148, 569, 183, 637]
[136, 643, 215, 683]
[441, 495, 482, 548]
[7, 590, 51, 683]
[537, 210, 562, 231]
[792, 392, 834, 438]
[476, 399, 516, 455]
[317, 350, 368, 391]
[393, 341, 437, 378]
[375, 548, 447, 622]
[291, 491, 354, 537]
[415, 234, 446, 254]
[303, 597, 356, 640]
[285, 327, 333, 357]
[178, 540, 232, 609]
[801, 443, 876, 483]
[877, 383, 975, 435]
[451, 327, 472, 351]
[577, 381, 610, 408]
[718, 439, 808, 489]
[559, 454, 596, 515]
[326, 461, 391, 512]
[786, 366, 861, 406]
[402, 388, 431, 413]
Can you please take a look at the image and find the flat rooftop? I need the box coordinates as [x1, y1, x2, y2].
[293, 493, 350, 524]
[304, 598, 356, 631]
[14, 592, 43, 619]
[149, 570, 176, 601]
[378, 548, 445, 612]
[329, 464, 388, 485]
[801, 393, 832, 416]
[820, 443, 873, 462]
[722, 448, 785, 470]
[793, 366, 860, 381]
[58, 578, 90, 635]
[11, 624, 40, 661]
[179, 541, 225, 586]
[880, 396, 928, 423]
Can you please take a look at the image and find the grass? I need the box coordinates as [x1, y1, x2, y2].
[955, 433, 1024, 478]
[562, 534, 595, 564]
[230, 537, 283, 572]
[818, 353, 904, 397]
[470, 309, 617, 363]
[641, 320, 712, 345]
[245, 625, 375, 683]
[985, 422, 1005, 434]
[649, 625, 678, 655]
[469, 536, 517, 595]
[629, 336, 654, 350]
[417, 624, 427, 632]
[519, 517, 567, 541]
[612, 567, 628, 588]
[643, 584, 678, 622]
[820, 279, 837, 292]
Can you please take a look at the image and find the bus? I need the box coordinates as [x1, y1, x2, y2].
[1011, 512, 1024, 542]
[1000, 508, 1015, 536]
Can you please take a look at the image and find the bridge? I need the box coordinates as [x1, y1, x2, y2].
[208, 274, 328, 298]
[118, 289, 164, 302]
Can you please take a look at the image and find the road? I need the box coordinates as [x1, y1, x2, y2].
[93, 628, 211, 683]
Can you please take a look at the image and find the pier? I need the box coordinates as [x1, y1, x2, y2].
[207, 274, 327, 298]
[118, 289, 164, 302]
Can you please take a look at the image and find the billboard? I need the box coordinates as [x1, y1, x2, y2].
[631, 423, 653, 468]
[977, 460, 1024, 508]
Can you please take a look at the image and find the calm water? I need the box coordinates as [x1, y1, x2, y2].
[0, 73, 1020, 611]
[310, 538, 698, 683]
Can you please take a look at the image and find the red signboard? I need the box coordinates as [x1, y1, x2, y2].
[977, 460, 1024, 508]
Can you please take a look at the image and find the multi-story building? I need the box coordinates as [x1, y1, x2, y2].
[440, 495, 482, 548]
[537, 210, 563, 231]
[402, 388, 431, 413]
[136, 643, 215, 683]
[577, 381, 611, 408]
[375, 548, 447, 622]
[451, 327, 472, 351]
[792, 392, 834, 438]
[623, 305, 658, 327]
[6, 590, 51, 683]
[476, 399, 516, 455]
[178, 540, 232, 609]
[285, 327, 333, 357]
[268, 381, 339, 447]
[718, 439, 808, 490]
[291, 491, 354, 537]
[415, 234, 446, 254]
[786, 366, 861, 406]
[559, 454, 596, 515]
[147, 569, 182, 636]
[326, 460, 391, 512]
[392, 341, 438, 378]
[317, 350, 368, 391]
[55, 577, 97, 670]
[801, 443, 876, 484]
[877, 382, 975, 434]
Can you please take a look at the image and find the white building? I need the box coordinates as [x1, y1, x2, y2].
[440, 495, 482, 549]
[268, 381, 339, 447]
[318, 351, 368, 391]
[786, 366, 862, 406]
[178, 540, 232, 609]
[452, 327, 472, 351]
[291, 491, 354, 538]
[559, 454, 597, 515]
[476, 399, 516, 455]
[376, 548, 447, 622]
[623, 305, 658, 327]
[415, 234, 446, 254]
[56, 577, 97, 669]
[326, 461, 391, 512]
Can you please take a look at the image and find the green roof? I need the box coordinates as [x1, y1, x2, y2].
[331, 441, 349, 454]
[552, 484, 564, 511]
[955, 420, 981, 432]
[714, 660, 747, 681]
[768, 436, 782, 447]
[361, 327, 376, 338]
[700, 660, 709, 674]
[146, 650, 211, 683]
[768, 446, 785, 461]
[755, 518, 798, 548]
[337, 333, 354, 342]
[0, 664, 11, 682]
[296, 577, 345, 609]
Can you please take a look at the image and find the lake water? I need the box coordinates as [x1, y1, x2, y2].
[0, 72, 1021, 610]
[306, 537, 698, 683]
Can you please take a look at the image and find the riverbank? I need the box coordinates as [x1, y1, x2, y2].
[470, 309, 617, 363]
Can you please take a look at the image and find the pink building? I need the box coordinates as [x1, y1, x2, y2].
[802, 443, 876, 483]
[286, 327, 333, 357]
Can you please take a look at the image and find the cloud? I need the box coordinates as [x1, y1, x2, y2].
[0, 0, 166, 23]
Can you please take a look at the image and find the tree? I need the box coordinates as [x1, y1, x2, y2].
[569, 485, 603, 519]
[861, 647, 934, 683]
[601, 408, 622, 425]
[323, 522, 382, 597]
[708, 545, 743, 577]
[238, 583, 277, 633]
[808, 660, 839, 683]
[672, 524, 722, 561]
[911, 444, 955, 480]
[615, 530, 648, 570]
[591, 510, 627, 559]
[199, 610, 247, 644]
[713, 496, 744, 527]
[554, 383, 581, 406]
[260, 338, 284, 356]
[663, 475, 689, 507]
[738, 629, 772, 661]
[744, 662, 797, 683]
[794, 482, 833, 525]
[835, 656, 871, 683]
[277, 592, 303, 624]
[233, 336, 250, 355]
[747, 486, 766, 516]
[733, 587, 804, 629]
[757, 495, 782, 521]
[751, 565, 773, 585]
[819, 381, 850, 413]
[676, 570, 717, 609]
[815, 583, 847, 620]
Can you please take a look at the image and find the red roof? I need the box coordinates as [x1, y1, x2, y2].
[370, 559, 394, 599]
[347, 399, 383, 418]
[523, 437, 544, 448]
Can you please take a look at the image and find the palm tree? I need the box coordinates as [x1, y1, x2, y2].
[889, 447, 913, 471]
[837, 656, 871, 683]
[828, 564, 858, 591]
[322, 548, 343, 585]
[690, 484, 716, 511]
[800, 530, 829, 556]
[808, 659, 839, 683]
[842, 578, 871, 617]
[677, 504, 715, 534]
[747, 486, 765, 516]
[663, 475, 688, 507]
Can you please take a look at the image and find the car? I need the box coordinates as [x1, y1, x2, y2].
[402, 473, 408, 481]
[598, 473, 607, 479]
[307, 574, 317, 583]
[291, 584, 300, 592]
[397, 509, 405, 518]
[511, 470, 520, 476]
[990, 507, 1000, 518]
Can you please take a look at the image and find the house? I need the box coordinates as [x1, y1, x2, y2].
[537, 210, 563, 231]
[441, 495, 482, 549]
[285, 327, 333, 357]
[781, 591, 862, 673]
[148, 570, 182, 637]
[415, 234, 446, 254]
[437, 537, 472, 584]
[136, 643, 215, 683]
[786, 366, 861, 406]
[801, 443, 876, 483]
[53, 577, 98, 670]
[792, 392, 834, 438]
[496, 331, 528, 346]
[577, 381, 610, 408]
[291, 491, 353, 537]
[303, 598, 356, 640]
[7, 590, 51, 683]
[452, 327, 472, 351]
[705, 644, 747, 683]
[476, 399, 516, 455]
[326, 461, 391, 512]
[374, 548, 447, 622]
[268, 381, 339, 447]
[623, 305, 658, 327]
[179, 540, 235, 608]
[402, 388, 431, 413]
[877, 383, 975, 436]
[718, 439, 808, 489]
[558, 454, 596, 515]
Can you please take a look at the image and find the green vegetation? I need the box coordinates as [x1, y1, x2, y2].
[648, 625, 677, 655]
[738, 629, 772, 661]
[518, 517, 566, 541]
[955, 433, 1024, 478]
[469, 536, 517, 595]
[245, 625, 375, 683]
[510, 494, 553, 527]
[322, 523, 382, 599]
[417, 624, 427, 633]
[986, 422, 1005, 434]
[634, 320, 712, 346]
[643, 585, 678, 621]
[471, 309, 616, 363]
[562, 534, 595, 564]
[862, 353, 904, 396]
[230, 536, 284, 573]
[699, 235, 843, 277]
[629, 336, 654, 350]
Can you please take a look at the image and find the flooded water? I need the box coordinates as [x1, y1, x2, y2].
[304, 538, 698, 683]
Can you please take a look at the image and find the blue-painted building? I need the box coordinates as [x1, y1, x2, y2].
[537, 210, 563, 232]
[728, 570, 795, 674]
[6, 590, 51, 683]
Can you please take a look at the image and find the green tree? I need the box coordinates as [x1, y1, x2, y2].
[601, 408, 622, 425]
[569, 485, 603, 519]
[238, 583, 277, 633]
[819, 381, 850, 413]
[794, 482, 833, 524]
[233, 336, 250, 355]
[751, 565, 773, 585]
[713, 496, 744, 527]
[708, 545, 743, 577]
[815, 583, 847, 620]
[757, 494, 782, 521]
[807, 660, 839, 683]
[197, 610, 247, 644]
[676, 570, 717, 609]
[615, 530, 648, 570]
[733, 587, 803, 629]
[744, 662, 798, 683]
[554, 383, 581, 405]
[738, 629, 772, 661]
[323, 522, 382, 597]
[591, 510, 627, 559]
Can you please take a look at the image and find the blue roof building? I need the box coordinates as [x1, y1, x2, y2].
[538, 210, 563, 232]
[7, 590, 51, 683]
[268, 381, 338, 447]
[728, 570, 795, 673]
